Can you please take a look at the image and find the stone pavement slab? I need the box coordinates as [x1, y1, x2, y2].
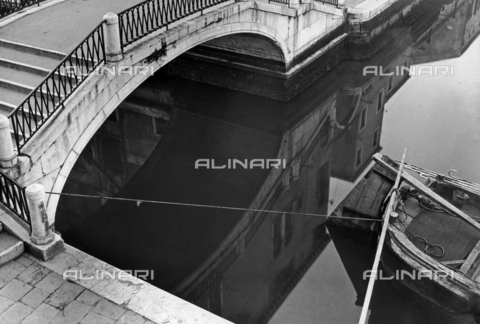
[0, 260, 26, 281]
[17, 262, 51, 286]
[115, 310, 146, 324]
[92, 299, 126, 320]
[49, 300, 91, 324]
[0, 279, 32, 301]
[80, 312, 115, 324]
[0, 301, 33, 324]
[45, 281, 84, 309]
[35, 272, 64, 293]
[21, 303, 60, 324]
[0, 294, 14, 313]
[21, 287, 51, 308]
[76, 289, 101, 306]
[15, 255, 34, 267]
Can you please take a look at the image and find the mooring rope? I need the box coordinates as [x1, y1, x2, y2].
[46, 191, 382, 222]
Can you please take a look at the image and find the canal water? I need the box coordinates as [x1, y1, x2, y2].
[56, 1, 480, 322]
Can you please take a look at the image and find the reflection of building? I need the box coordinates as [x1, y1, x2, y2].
[177, 101, 335, 324]
[413, 0, 480, 63]
[330, 33, 413, 182]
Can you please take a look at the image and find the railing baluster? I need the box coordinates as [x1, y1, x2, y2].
[0, 0, 48, 19]
[117, 0, 232, 47]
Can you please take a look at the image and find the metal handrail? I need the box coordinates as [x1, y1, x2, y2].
[0, 172, 30, 226]
[118, 0, 232, 48]
[268, 0, 290, 5]
[9, 23, 106, 151]
[314, 0, 339, 7]
[0, 0, 44, 19]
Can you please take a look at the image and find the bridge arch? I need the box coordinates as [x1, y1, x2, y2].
[43, 22, 289, 221]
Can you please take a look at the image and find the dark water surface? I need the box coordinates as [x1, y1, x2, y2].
[56, 1, 480, 322]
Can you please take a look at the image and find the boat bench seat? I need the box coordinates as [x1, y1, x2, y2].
[460, 240, 480, 277]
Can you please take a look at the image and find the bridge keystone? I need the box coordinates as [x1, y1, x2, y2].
[103, 12, 123, 63]
[0, 115, 17, 168]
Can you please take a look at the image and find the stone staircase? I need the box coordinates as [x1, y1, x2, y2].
[0, 38, 65, 146]
[0, 222, 24, 266]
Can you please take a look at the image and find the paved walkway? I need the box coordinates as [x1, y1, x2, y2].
[0, 254, 154, 324]
[0, 0, 146, 53]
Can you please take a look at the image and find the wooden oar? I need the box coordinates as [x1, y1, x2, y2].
[358, 149, 407, 324]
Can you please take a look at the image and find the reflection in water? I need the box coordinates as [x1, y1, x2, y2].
[56, 0, 480, 322]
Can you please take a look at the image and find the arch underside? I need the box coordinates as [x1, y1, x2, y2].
[47, 22, 288, 216]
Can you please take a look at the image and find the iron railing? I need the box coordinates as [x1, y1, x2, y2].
[0, 0, 44, 19]
[118, 0, 232, 48]
[9, 23, 105, 151]
[0, 172, 30, 226]
[314, 0, 339, 7]
[268, 0, 291, 5]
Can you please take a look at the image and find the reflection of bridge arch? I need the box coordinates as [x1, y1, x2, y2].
[44, 27, 287, 221]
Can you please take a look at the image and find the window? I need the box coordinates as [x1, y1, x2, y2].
[153, 117, 168, 136]
[272, 214, 285, 258]
[373, 127, 380, 148]
[388, 75, 394, 92]
[272, 200, 299, 258]
[316, 164, 329, 205]
[376, 90, 384, 113]
[360, 106, 367, 130]
[356, 145, 363, 168]
[363, 84, 374, 94]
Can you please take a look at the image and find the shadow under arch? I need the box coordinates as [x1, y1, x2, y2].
[47, 23, 289, 217]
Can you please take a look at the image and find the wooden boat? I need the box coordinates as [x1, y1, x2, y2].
[333, 153, 480, 323]
[401, 162, 480, 223]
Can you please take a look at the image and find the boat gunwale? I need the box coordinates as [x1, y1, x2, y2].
[373, 154, 480, 232]
[387, 224, 480, 294]
[385, 226, 478, 323]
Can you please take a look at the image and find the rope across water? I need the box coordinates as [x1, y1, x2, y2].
[46, 191, 382, 222]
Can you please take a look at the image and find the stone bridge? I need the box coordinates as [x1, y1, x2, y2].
[0, 0, 345, 229]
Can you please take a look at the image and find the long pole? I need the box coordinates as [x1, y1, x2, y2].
[358, 149, 407, 324]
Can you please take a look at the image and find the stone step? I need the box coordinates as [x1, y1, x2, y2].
[0, 78, 64, 102]
[0, 39, 65, 61]
[0, 85, 25, 106]
[0, 57, 51, 77]
[0, 57, 76, 85]
[0, 230, 24, 267]
[0, 64, 45, 88]
[0, 100, 42, 121]
[0, 41, 63, 71]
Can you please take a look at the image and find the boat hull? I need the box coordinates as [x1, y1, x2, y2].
[382, 230, 480, 324]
